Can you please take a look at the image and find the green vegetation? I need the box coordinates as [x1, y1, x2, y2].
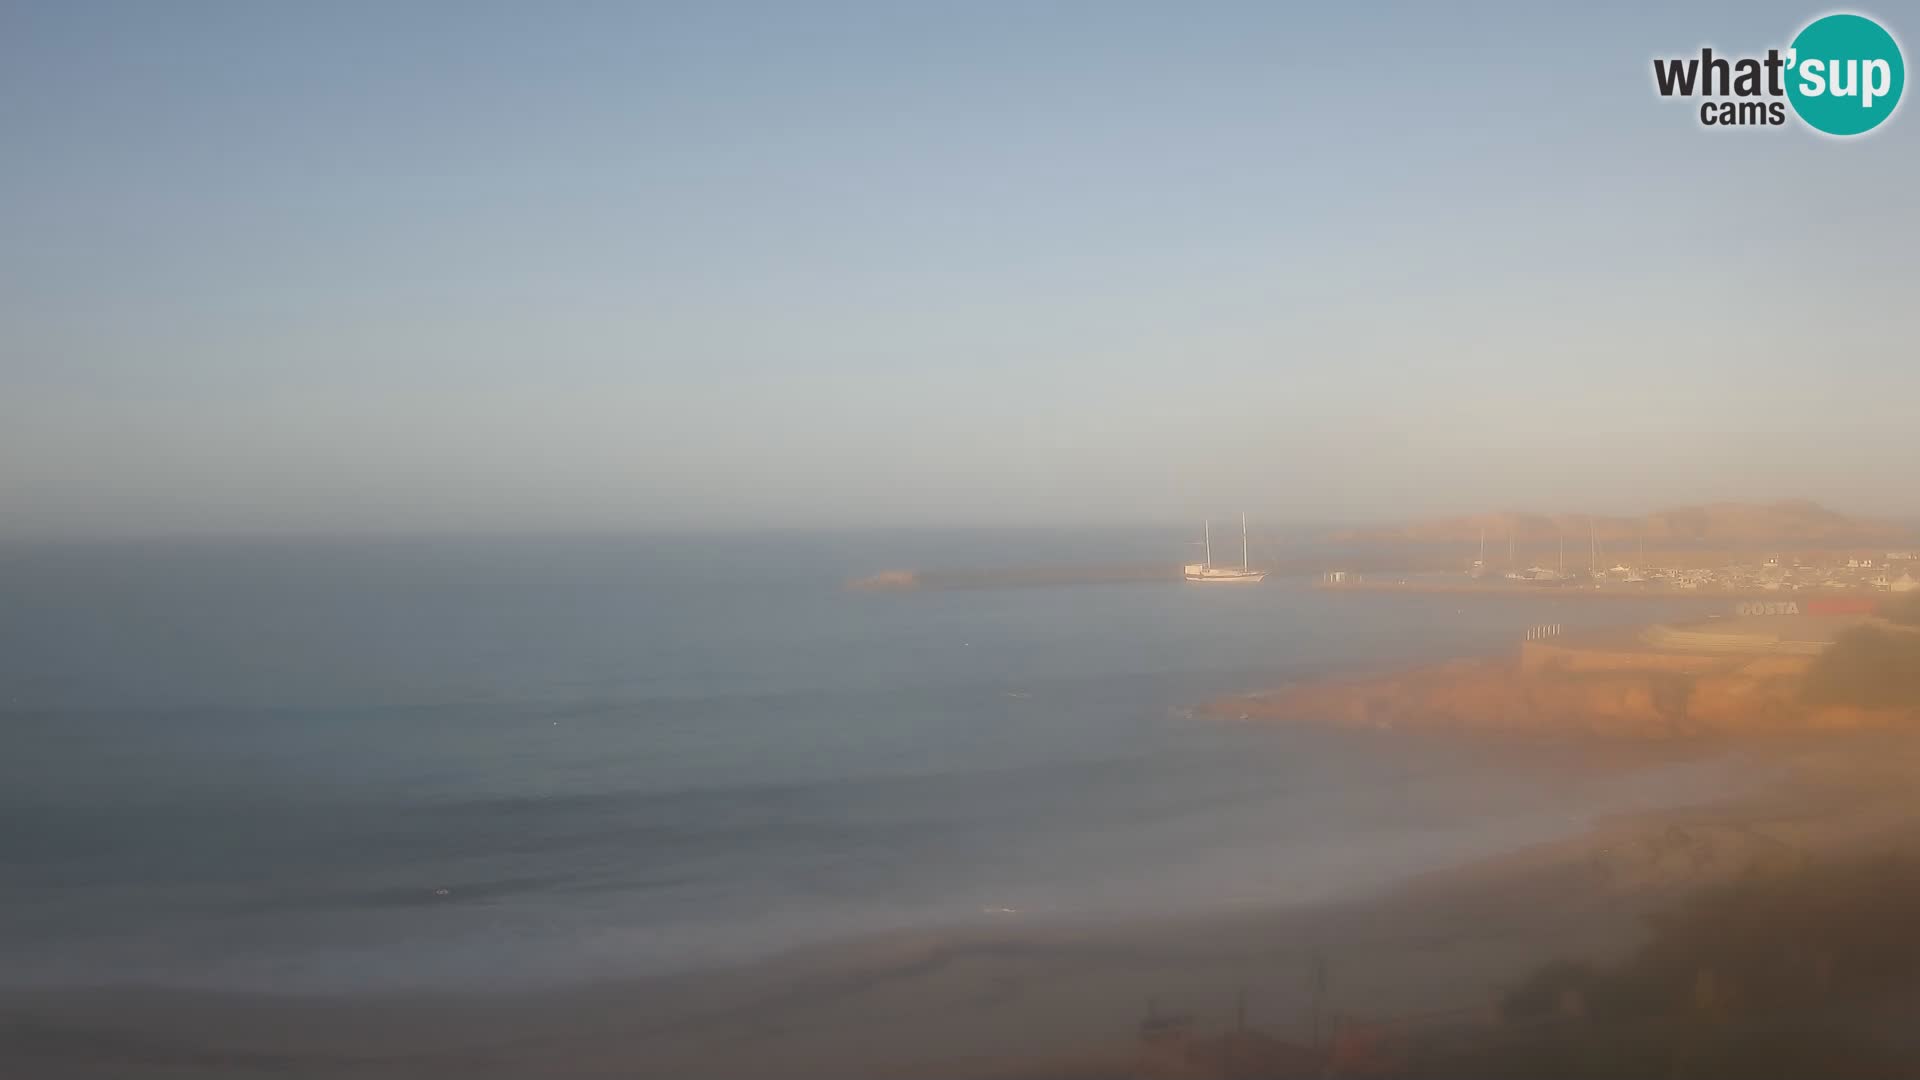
[1801, 625, 1920, 708]
[1418, 859, 1920, 1078]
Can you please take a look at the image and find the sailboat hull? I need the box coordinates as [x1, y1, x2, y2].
[1184, 568, 1267, 583]
[1184, 513, 1266, 583]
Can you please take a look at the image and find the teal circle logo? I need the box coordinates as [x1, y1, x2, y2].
[1786, 13, 1904, 135]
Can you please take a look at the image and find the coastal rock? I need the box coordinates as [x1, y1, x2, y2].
[848, 569, 920, 590]
[1212, 657, 1917, 738]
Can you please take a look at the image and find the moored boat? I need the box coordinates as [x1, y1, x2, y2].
[1185, 513, 1267, 583]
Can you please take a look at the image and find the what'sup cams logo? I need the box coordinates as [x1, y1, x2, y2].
[1653, 12, 1904, 135]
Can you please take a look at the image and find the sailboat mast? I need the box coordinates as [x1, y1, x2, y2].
[1204, 520, 1212, 569]
[1241, 512, 1249, 571]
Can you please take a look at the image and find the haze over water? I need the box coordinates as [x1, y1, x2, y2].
[1, 534, 1741, 992]
[4, 2, 1918, 537]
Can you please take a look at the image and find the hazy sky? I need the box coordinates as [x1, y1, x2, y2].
[2, 1, 1915, 535]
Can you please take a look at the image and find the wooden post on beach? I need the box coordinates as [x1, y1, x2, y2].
[1309, 952, 1329, 1052]
[1223, 985, 1245, 1076]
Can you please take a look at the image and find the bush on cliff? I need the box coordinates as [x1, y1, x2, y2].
[1442, 858, 1920, 1078]
[1801, 625, 1920, 708]
[1883, 593, 1920, 628]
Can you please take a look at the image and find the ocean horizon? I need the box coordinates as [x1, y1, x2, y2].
[0, 531, 1737, 992]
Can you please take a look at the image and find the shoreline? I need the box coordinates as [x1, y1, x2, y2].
[1314, 579, 1888, 601]
[1203, 632, 1913, 739]
[14, 733, 1920, 1078]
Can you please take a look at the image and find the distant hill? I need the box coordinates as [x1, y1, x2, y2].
[1331, 500, 1912, 548]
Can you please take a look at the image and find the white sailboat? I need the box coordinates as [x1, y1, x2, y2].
[1185, 513, 1267, 583]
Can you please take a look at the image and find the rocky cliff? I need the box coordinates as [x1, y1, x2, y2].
[1211, 655, 1915, 738]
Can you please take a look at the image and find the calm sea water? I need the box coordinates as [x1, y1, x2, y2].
[0, 532, 1733, 992]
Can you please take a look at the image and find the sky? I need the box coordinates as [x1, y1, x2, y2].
[2, 1, 1915, 536]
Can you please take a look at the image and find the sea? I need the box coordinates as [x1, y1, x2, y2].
[0, 530, 1738, 993]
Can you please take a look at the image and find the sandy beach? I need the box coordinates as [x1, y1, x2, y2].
[9, 730, 1920, 1079]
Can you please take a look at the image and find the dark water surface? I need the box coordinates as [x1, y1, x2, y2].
[0, 533, 1735, 991]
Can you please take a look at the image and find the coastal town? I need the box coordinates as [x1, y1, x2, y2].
[1315, 502, 1920, 597]
[1322, 549, 1920, 597]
